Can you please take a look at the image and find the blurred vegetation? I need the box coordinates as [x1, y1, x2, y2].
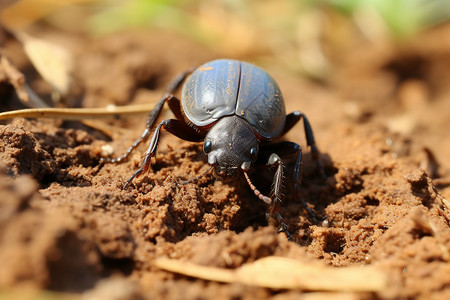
[2, 0, 450, 79]
[327, 0, 450, 38]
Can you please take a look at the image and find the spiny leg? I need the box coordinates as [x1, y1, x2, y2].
[244, 166, 291, 240]
[281, 111, 325, 178]
[124, 118, 203, 188]
[100, 68, 193, 164]
[266, 153, 291, 240]
[100, 94, 169, 164]
[260, 141, 318, 222]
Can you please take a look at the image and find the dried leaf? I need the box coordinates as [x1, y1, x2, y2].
[16, 31, 73, 95]
[155, 256, 387, 292]
[294, 292, 361, 300]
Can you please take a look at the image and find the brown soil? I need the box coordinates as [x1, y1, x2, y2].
[1, 24, 450, 299]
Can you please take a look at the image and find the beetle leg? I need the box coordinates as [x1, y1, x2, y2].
[103, 96, 185, 164]
[102, 95, 187, 165]
[280, 111, 325, 178]
[264, 153, 291, 240]
[100, 95, 169, 164]
[167, 95, 184, 121]
[260, 142, 319, 223]
[124, 118, 204, 188]
[100, 67, 194, 165]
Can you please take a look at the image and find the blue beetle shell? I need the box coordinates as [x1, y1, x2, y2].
[181, 59, 286, 139]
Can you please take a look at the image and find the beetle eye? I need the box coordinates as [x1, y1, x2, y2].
[204, 140, 212, 154]
[250, 147, 258, 161]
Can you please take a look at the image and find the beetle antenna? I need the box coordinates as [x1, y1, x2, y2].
[178, 165, 213, 185]
[243, 171, 272, 205]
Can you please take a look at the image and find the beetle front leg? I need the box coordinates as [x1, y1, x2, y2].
[260, 141, 318, 223]
[281, 111, 325, 178]
[101, 68, 194, 165]
[100, 95, 169, 165]
[124, 118, 203, 188]
[265, 153, 291, 240]
[284, 142, 319, 223]
[101, 93, 186, 164]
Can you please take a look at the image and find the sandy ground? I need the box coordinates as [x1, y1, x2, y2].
[1, 24, 450, 299]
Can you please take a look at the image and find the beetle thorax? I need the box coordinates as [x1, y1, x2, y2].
[204, 116, 258, 177]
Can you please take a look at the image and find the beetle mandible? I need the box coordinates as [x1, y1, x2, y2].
[102, 59, 324, 239]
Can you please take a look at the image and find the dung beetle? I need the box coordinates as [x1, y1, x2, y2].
[102, 59, 324, 239]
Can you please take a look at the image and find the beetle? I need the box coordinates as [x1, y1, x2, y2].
[102, 59, 324, 239]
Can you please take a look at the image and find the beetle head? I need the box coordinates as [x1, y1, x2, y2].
[204, 116, 259, 178]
